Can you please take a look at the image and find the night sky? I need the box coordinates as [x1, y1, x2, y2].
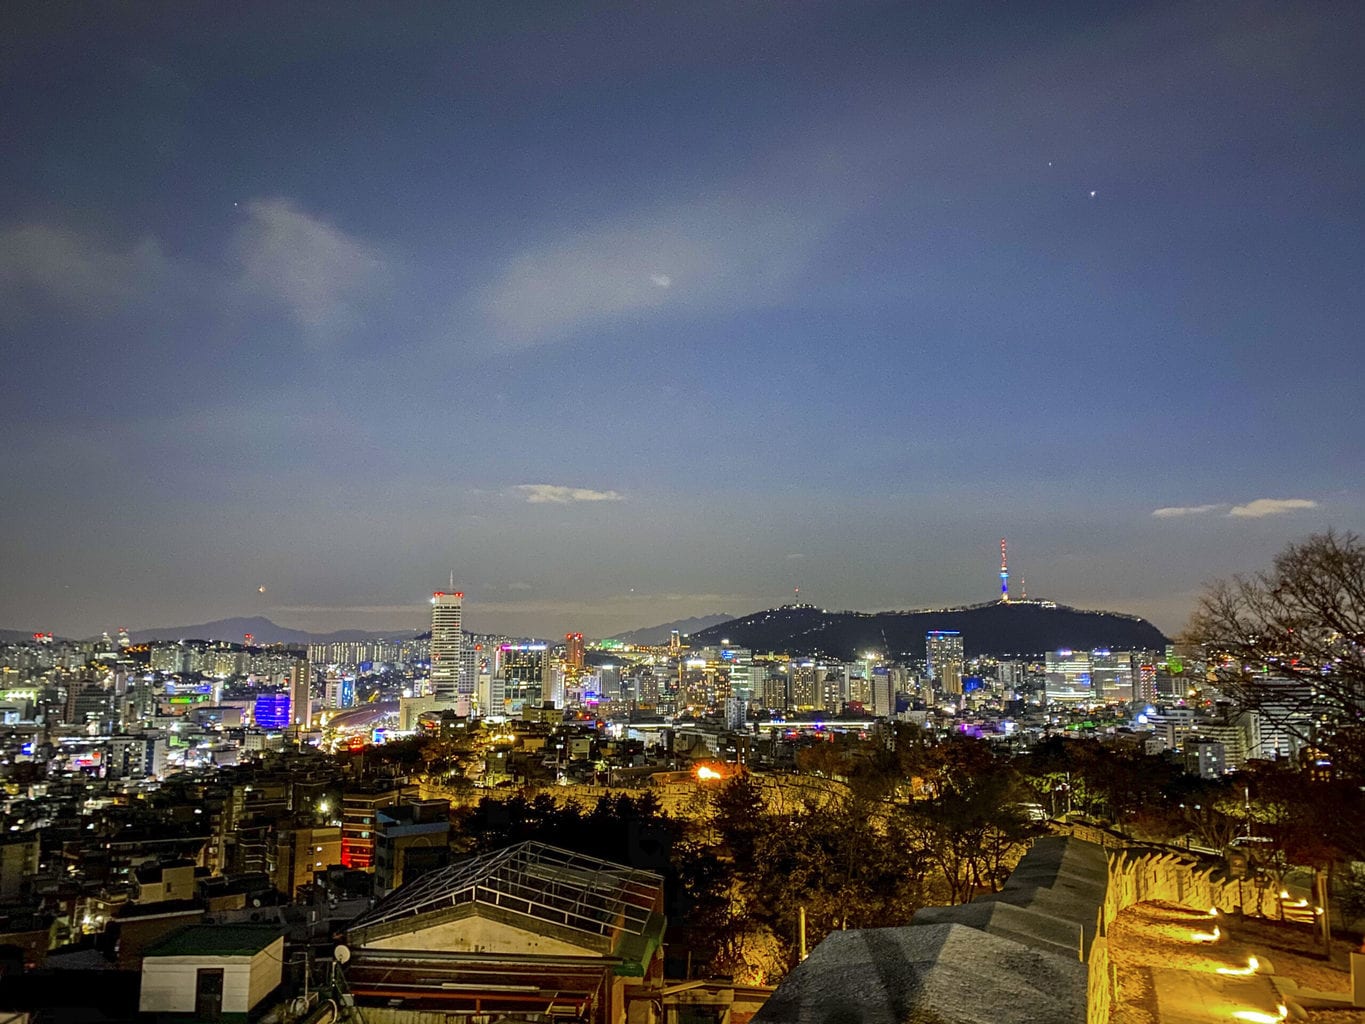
[3, 3, 1362, 640]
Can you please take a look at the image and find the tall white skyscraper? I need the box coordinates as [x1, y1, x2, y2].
[430, 590, 463, 703]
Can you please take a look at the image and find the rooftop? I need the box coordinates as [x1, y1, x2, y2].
[144, 924, 283, 958]
[350, 841, 664, 952]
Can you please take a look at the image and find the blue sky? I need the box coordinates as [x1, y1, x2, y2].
[2, 2, 1362, 639]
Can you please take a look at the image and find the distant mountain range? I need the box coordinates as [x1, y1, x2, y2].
[686, 601, 1169, 660]
[609, 613, 737, 646]
[120, 616, 420, 646]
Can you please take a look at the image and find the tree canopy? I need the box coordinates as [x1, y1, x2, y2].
[1191, 530, 1365, 782]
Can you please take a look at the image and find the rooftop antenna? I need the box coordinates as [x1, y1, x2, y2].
[999, 538, 1010, 603]
[450, 569, 455, 590]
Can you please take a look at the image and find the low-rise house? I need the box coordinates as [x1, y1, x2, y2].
[139, 924, 284, 1022]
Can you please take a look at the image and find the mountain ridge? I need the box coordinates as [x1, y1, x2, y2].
[609, 613, 737, 646]
[686, 600, 1169, 660]
[120, 616, 420, 646]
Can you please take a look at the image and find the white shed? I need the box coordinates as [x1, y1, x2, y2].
[139, 924, 284, 1022]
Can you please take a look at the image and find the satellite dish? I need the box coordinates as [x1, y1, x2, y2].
[334, 944, 351, 964]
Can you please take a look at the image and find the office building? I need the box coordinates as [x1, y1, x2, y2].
[430, 590, 463, 703]
[501, 643, 551, 712]
[1045, 650, 1092, 703]
[1090, 650, 1134, 703]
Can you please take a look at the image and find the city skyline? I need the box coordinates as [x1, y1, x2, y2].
[3, 3, 1362, 642]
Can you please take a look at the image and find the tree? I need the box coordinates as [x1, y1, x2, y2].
[711, 774, 767, 863]
[1191, 530, 1365, 782]
[905, 745, 1040, 904]
[1192, 531, 1365, 863]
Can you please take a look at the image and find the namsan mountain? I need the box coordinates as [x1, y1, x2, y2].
[686, 601, 1169, 660]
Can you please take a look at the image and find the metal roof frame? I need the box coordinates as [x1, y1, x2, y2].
[353, 841, 662, 943]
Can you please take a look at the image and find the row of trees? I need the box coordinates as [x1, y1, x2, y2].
[441, 733, 1048, 983]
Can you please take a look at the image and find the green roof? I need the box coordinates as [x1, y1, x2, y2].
[144, 925, 283, 958]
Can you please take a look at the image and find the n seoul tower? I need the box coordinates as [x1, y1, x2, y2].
[999, 538, 1010, 603]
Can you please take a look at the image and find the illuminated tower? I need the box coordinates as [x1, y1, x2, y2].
[999, 538, 1010, 603]
[430, 590, 464, 703]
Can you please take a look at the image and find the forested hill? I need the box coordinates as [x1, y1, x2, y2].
[686, 601, 1169, 660]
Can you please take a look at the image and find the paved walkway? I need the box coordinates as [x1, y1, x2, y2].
[1152, 967, 1282, 1023]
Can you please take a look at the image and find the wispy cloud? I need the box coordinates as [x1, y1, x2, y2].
[1151, 503, 1225, 518]
[473, 144, 859, 350]
[233, 198, 387, 336]
[515, 484, 624, 505]
[1152, 498, 1319, 519]
[0, 223, 174, 318]
[1227, 498, 1318, 518]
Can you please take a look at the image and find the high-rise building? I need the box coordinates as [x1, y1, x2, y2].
[1135, 658, 1159, 704]
[500, 643, 551, 712]
[1045, 650, 1092, 703]
[326, 676, 356, 709]
[870, 664, 894, 718]
[1090, 650, 1134, 703]
[290, 658, 312, 730]
[926, 631, 965, 694]
[761, 672, 787, 712]
[430, 591, 464, 703]
[789, 662, 822, 711]
[564, 633, 585, 671]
